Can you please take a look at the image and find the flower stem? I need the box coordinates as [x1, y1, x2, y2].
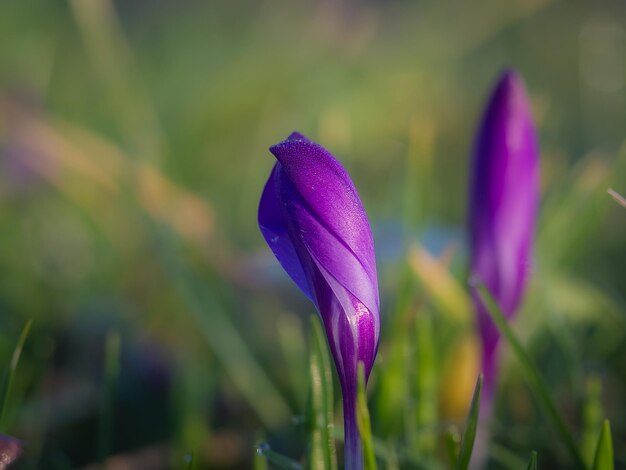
[342, 383, 363, 470]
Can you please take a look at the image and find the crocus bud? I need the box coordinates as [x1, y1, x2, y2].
[468, 70, 539, 400]
[259, 132, 380, 470]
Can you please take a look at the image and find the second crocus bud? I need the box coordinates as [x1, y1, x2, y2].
[468, 70, 539, 401]
[259, 132, 380, 470]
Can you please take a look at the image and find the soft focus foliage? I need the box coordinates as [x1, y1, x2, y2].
[0, 0, 625, 468]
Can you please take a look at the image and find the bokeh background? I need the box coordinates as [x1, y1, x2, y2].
[0, 0, 625, 468]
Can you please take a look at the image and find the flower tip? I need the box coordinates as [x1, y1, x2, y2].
[286, 131, 309, 142]
[269, 132, 317, 163]
[498, 68, 521, 85]
[494, 68, 531, 105]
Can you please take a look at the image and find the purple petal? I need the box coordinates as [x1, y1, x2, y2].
[259, 132, 380, 470]
[468, 70, 539, 394]
[270, 135, 379, 316]
[469, 70, 538, 318]
[258, 164, 313, 302]
[284, 131, 312, 143]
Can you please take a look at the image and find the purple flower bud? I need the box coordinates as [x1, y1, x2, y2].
[259, 132, 380, 469]
[468, 71, 539, 398]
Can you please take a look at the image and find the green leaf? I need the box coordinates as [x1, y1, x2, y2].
[581, 376, 604, 467]
[526, 451, 538, 470]
[490, 443, 527, 470]
[444, 428, 460, 467]
[414, 309, 438, 455]
[0, 319, 32, 430]
[307, 315, 338, 470]
[592, 420, 613, 470]
[456, 374, 483, 470]
[474, 283, 586, 470]
[253, 432, 268, 470]
[375, 262, 415, 435]
[357, 362, 378, 470]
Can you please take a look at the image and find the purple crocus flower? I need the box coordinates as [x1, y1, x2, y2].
[259, 132, 380, 470]
[468, 70, 539, 401]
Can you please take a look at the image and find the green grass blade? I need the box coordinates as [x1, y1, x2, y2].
[308, 315, 337, 470]
[444, 428, 460, 468]
[456, 374, 483, 470]
[384, 441, 399, 470]
[254, 432, 268, 470]
[474, 283, 586, 470]
[592, 420, 613, 470]
[375, 262, 414, 435]
[0, 319, 33, 429]
[414, 310, 438, 455]
[490, 443, 527, 470]
[526, 451, 538, 470]
[97, 330, 121, 464]
[581, 376, 604, 467]
[255, 443, 303, 470]
[357, 362, 378, 470]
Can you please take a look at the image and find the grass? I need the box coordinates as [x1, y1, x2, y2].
[0, 0, 625, 468]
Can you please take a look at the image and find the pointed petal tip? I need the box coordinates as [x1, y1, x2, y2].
[499, 68, 521, 84]
[268, 131, 313, 154]
[286, 131, 310, 142]
[495, 68, 530, 104]
[269, 132, 325, 167]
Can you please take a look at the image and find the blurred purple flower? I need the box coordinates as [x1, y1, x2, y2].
[468, 70, 539, 399]
[259, 132, 380, 469]
[0, 433, 23, 468]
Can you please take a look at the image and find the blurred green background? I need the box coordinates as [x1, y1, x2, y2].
[0, 0, 625, 468]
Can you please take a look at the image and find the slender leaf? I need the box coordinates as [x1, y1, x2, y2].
[592, 420, 613, 470]
[254, 432, 268, 470]
[0, 319, 33, 429]
[357, 362, 378, 470]
[444, 428, 460, 468]
[376, 262, 415, 435]
[456, 374, 483, 470]
[255, 442, 303, 470]
[384, 441, 400, 470]
[414, 309, 438, 455]
[581, 376, 603, 467]
[308, 315, 338, 470]
[475, 283, 586, 470]
[490, 443, 527, 470]
[526, 451, 538, 470]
